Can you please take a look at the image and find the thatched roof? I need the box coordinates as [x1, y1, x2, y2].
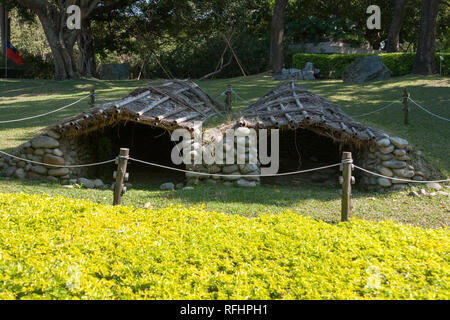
[239, 81, 385, 143]
[51, 80, 225, 136]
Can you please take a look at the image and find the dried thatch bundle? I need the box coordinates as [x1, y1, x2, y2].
[51, 80, 225, 137]
[239, 80, 384, 147]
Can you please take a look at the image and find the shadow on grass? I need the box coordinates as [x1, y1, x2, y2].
[2, 176, 447, 228]
[0, 175, 382, 208]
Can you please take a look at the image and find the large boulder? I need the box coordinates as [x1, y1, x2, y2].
[302, 62, 319, 80]
[342, 56, 391, 83]
[160, 182, 175, 191]
[43, 154, 65, 167]
[99, 63, 130, 80]
[31, 136, 59, 149]
[274, 68, 303, 81]
[274, 63, 320, 81]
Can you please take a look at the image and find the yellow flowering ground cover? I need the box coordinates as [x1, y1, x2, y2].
[0, 192, 448, 300]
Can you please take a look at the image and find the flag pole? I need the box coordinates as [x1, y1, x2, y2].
[4, 6, 7, 79]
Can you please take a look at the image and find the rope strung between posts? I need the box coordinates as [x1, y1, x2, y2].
[230, 88, 250, 104]
[0, 150, 116, 168]
[0, 95, 90, 124]
[351, 100, 402, 118]
[129, 157, 340, 177]
[216, 88, 251, 105]
[408, 97, 450, 122]
[354, 165, 450, 184]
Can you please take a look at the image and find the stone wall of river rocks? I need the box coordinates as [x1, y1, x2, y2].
[0, 130, 71, 183]
[185, 127, 261, 188]
[359, 134, 425, 190]
[0, 130, 99, 184]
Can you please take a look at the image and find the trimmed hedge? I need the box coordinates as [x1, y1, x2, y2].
[0, 193, 448, 300]
[292, 52, 450, 79]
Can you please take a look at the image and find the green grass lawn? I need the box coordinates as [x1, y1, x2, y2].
[0, 74, 449, 228]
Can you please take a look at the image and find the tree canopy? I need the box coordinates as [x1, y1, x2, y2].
[2, 0, 448, 79]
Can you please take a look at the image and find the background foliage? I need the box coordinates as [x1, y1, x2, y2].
[293, 53, 450, 79]
[3, 0, 449, 79]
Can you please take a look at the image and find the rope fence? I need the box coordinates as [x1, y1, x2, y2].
[0, 150, 116, 168]
[0, 95, 90, 124]
[4, 148, 444, 182]
[354, 165, 450, 184]
[216, 87, 251, 105]
[351, 100, 401, 118]
[129, 157, 340, 177]
[130, 157, 448, 182]
[408, 97, 450, 122]
[1, 88, 447, 125]
[0, 146, 448, 220]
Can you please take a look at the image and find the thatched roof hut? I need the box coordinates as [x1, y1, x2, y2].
[52, 80, 225, 136]
[0, 80, 225, 185]
[239, 80, 384, 145]
[235, 81, 422, 189]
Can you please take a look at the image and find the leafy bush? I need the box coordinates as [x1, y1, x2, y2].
[379, 53, 417, 76]
[292, 53, 369, 79]
[0, 193, 448, 300]
[381, 52, 450, 77]
[292, 52, 450, 79]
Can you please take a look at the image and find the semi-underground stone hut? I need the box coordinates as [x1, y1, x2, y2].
[0, 80, 434, 190]
[0, 80, 226, 186]
[184, 81, 433, 189]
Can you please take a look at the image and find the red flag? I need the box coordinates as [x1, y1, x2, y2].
[6, 41, 24, 66]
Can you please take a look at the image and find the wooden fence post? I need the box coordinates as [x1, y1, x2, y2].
[90, 89, 96, 108]
[113, 148, 129, 206]
[340, 151, 354, 222]
[402, 88, 410, 125]
[225, 85, 232, 112]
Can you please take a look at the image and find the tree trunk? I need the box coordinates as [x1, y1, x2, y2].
[412, 0, 440, 75]
[386, 0, 408, 52]
[270, 0, 288, 74]
[38, 13, 78, 80]
[78, 18, 97, 78]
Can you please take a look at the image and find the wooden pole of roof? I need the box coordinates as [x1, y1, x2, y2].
[402, 88, 410, 125]
[151, 85, 207, 117]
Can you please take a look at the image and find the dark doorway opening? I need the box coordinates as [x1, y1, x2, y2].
[262, 128, 343, 186]
[83, 121, 185, 186]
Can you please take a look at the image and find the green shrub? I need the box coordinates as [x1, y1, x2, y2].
[292, 53, 369, 78]
[0, 193, 448, 300]
[292, 52, 450, 79]
[379, 53, 416, 76]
